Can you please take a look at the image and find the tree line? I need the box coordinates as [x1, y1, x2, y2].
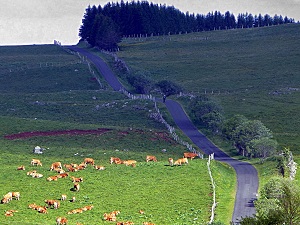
[79, 1, 295, 50]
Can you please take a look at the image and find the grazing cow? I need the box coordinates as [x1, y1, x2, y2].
[73, 183, 80, 192]
[94, 165, 105, 170]
[139, 210, 145, 214]
[47, 175, 59, 181]
[183, 152, 199, 160]
[1, 197, 11, 204]
[61, 194, 67, 201]
[31, 159, 42, 166]
[110, 157, 122, 164]
[56, 217, 68, 225]
[71, 196, 76, 202]
[83, 158, 95, 165]
[146, 155, 157, 162]
[81, 205, 93, 211]
[174, 158, 188, 165]
[45, 200, 60, 209]
[12, 192, 20, 200]
[143, 222, 155, 225]
[168, 158, 174, 166]
[71, 176, 83, 183]
[123, 160, 137, 166]
[3, 192, 13, 202]
[17, 165, 25, 170]
[50, 162, 62, 171]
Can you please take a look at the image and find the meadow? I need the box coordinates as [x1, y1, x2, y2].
[116, 24, 300, 152]
[0, 45, 236, 224]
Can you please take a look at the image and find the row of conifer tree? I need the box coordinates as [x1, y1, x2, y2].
[79, 1, 295, 50]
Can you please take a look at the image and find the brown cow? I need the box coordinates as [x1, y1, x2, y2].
[31, 159, 42, 166]
[47, 176, 59, 181]
[56, 217, 68, 225]
[183, 152, 199, 160]
[110, 157, 122, 164]
[37, 206, 48, 214]
[174, 158, 188, 165]
[50, 162, 62, 171]
[67, 208, 83, 214]
[17, 165, 25, 170]
[45, 199, 60, 209]
[57, 173, 69, 178]
[84, 158, 95, 165]
[146, 155, 157, 162]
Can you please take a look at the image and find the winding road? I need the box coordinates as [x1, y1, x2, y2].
[68, 46, 259, 224]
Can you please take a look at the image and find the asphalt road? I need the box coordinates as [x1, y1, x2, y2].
[68, 46, 259, 223]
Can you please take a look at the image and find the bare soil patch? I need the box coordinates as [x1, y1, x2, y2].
[4, 128, 111, 140]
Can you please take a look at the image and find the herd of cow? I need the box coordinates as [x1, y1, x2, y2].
[1, 152, 199, 224]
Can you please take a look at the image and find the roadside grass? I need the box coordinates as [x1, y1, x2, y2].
[116, 24, 300, 152]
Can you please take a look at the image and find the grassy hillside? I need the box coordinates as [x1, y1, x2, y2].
[0, 45, 236, 224]
[117, 24, 300, 152]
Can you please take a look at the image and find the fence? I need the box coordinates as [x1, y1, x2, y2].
[207, 153, 217, 224]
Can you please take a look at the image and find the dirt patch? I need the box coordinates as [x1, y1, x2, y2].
[4, 128, 111, 140]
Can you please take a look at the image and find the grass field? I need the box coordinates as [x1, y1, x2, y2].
[0, 44, 236, 224]
[116, 24, 300, 152]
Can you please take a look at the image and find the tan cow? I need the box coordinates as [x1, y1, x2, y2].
[50, 162, 62, 171]
[4, 210, 18, 217]
[123, 160, 137, 166]
[32, 172, 43, 178]
[31, 159, 42, 166]
[94, 165, 105, 170]
[27, 170, 37, 176]
[28, 203, 39, 210]
[168, 158, 174, 166]
[143, 222, 155, 225]
[67, 208, 83, 214]
[183, 152, 199, 160]
[61, 194, 67, 201]
[3, 192, 13, 202]
[81, 205, 93, 211]
[56, 217, 68, 225]
[71, 176, 83, 183]
[174, 158, 188, 165]
[83, 158, 95, 165]
[146, 155, 157, 162]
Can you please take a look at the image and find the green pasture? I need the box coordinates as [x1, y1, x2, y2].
[116, 24, 300, 152]
[0, 44, 236, 224]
